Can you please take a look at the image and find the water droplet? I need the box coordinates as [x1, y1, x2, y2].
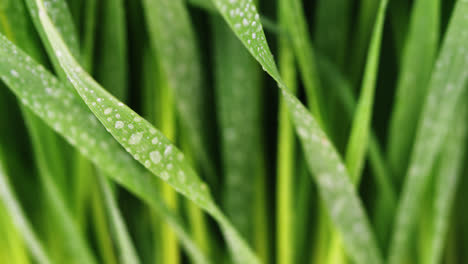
[129, 132, 143, 145]
[152, 137, 159, 144]
[104, 108, 112, 115]
[164, 146, 173, 156]
[150, 151, 162, 164]
[161, 172, 170, 180]
[115, 121, 124, 129]
[10, 70, 19, 77]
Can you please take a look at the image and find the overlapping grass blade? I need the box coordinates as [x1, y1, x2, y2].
[0, 34, 210, 264]
[0, 2, 98, 263]
[345, 0, 388, 184]
[0, 154, 51, 264]
[317, 55, 396, 243]
[387, 0, 440, 179]
[33, 1, 260, 262]
[211, 0, 383, 263]
[388, 1, 468, 262]
[349, 0, 380, 84]
[212, 16, 262, 241]
[142, 0, 215, 185]
[283, 0, 324, 126]
[24, 0, 79, 78]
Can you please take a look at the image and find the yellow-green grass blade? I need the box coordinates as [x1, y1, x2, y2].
[210, 0, 383, 263]
[33, 2, 260, 262]
[97, 174, 140, 264]
[0, 2, 97, 263]
[387, 0, 440, 180]
[0, 153, 51, 264]
[0, 34, 210, 264]
[388, 1, 468, 263]
[276, 0, 297, 262]
[345, 0, 389, 184]
[0, 201, 30, 264]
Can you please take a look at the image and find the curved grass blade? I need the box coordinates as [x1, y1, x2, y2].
[317, 55, 397, 243]
[0, 154, 51, 264]
[0, 34, 210, 264]
[98, 174, 140, 264]
[0, 2, 98, 263]
[211, 1, 383, 263]
[387, 0, 440, 179]
[345, 0, 388, 184]
[24, 0, 80, 77]
[426, 99, 468, 264]
[142, 0, 216, 185]
[388, 1, 468, 263]
[33, 2, 260, 263]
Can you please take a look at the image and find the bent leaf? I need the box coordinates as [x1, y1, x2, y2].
[211, 0, 383, 263]
[0, 34, 209, 264]
[34, 2, 260, 263]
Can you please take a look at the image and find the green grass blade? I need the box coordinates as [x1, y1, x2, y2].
[314, 0, 351, 69]
[349, 0, 380, 84]
[0, 34, 210, 264]
[0, 154, 51, 264]
[345, 0, 388, 183]
[0, 2, 98, 263]
[33, 2, 260, 262]
[387, 0, 440, 179]
[95, 0, 128, 101]
[211, 1, 383, 263]
[25, 0, 80, 77]
[317, 56, 397, 244]
[426, 99, 468, 264]
[98, 174, 141, 264]
[212, 16, 261, 241]
[81, 0, 97, 72]
[388, 1, 468, 263]
[22, 112, 98, 264]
